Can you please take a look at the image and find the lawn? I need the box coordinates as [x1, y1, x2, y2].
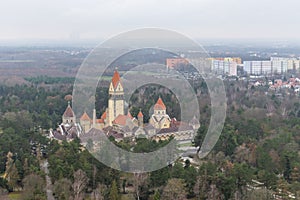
[8, 192, 22, 200]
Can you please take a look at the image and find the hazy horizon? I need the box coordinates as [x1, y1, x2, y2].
[2, 37, 300, 48]
[1, 0, 300, 43]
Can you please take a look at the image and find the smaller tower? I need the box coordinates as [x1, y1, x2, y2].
[189, 115, 200, 130]
[93, 109, 96, 127]
[138, 109, 144, 127]
[80, 112, 91, 133]
[150, 97, 171, 129]
[62, 101, 76, 125]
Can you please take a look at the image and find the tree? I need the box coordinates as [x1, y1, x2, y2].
[152, 190, 160, 200]
[183, 164, 197, 198]
[150, 167, 170, 187]
[91, 183, 106, 200]
[244, 188, 274, 200]
[7, 164, 19, 191]
[256, 147, 274, 172]
[257, 170, 277, 189]
[230, 163, 253, 199]
[217, 174, 236, 200]
[216, 124, 239, 156]
[132, 172, 148, 200]
[5, 152, 20, 191]
[162, 178, 187, 200]
[194, 125, 207, 152]
[53, 178, 72, 200]
[22, 173, 46, 200]
[122, 179, 126, 194]
[284, 155, 292, 183]
[207, 184, 223, 200]
[109, 180, 119, 200]
[72, 169, 89, 200]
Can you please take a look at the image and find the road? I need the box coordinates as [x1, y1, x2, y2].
[41, 160, 55, 200]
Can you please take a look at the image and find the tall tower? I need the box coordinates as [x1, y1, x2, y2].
[108, 70, 124, 126]
[138, 109, 144, 127]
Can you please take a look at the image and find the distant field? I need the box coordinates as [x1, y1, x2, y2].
[0, 60, 35, 63]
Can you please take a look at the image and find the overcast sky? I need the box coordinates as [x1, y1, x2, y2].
[1, 0, 300, 42]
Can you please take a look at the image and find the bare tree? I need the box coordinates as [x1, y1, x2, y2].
[5, 152, 20, 191]
[279, 103, 287, 117]
[22, 174, 46, 200]
[91, 183, 106, 200]
[132, 172, 148, 200]
[72, 169, 89, 200]
[162, 178, 187, 200]
[207, 184, 224, 200]
[53, 178, 72, 200]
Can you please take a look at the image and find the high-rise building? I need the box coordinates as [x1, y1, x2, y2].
[211, 60, 237, 76]
[261, 61, 272, 74]
[243, 58, 297, 75]
[271, 57, 300, 71]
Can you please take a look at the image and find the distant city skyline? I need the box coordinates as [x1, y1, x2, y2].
[1, 0, 300, 43]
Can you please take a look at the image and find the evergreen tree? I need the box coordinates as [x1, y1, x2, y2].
[109, 180, 119, 200]
[153, 190, 160, 200]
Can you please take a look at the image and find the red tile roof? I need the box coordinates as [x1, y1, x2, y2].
[101, 111, 107, 119]
[113, 114, 131, 126]
[80, 112, 91, 121]
[97, 119, 104, 123]
[127, 111, 133, 119]
[138, 110, 143, 117]
[154, 97, 166, 110]
[112, 70, 121, 89]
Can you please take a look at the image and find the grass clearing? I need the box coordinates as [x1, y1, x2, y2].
[8, 192, 22, 200]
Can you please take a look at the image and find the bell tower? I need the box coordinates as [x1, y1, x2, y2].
[108, 70, 124, 126]
[138, 109, 144, 127]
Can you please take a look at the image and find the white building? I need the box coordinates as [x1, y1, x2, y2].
[243, 59, 294, 75]
[271, 57, 300, 71]
[261, 61, 272, 74]
[211, 60, 237, 76]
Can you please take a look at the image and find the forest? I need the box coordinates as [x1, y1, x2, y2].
[0, 76, 300, 199]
